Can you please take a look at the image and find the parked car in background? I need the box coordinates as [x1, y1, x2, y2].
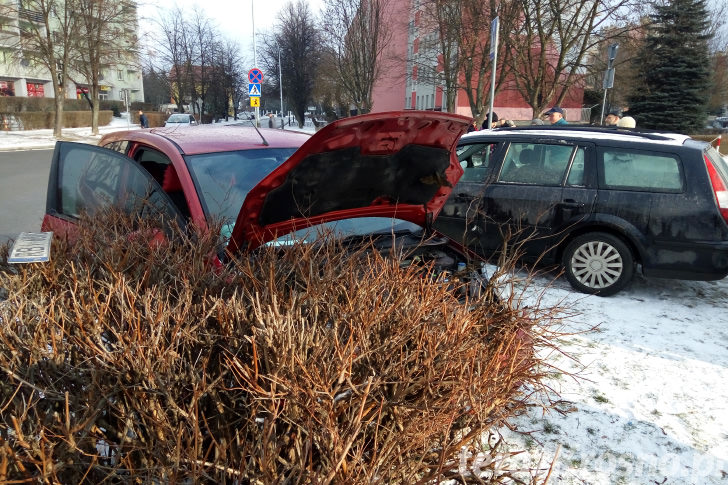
[42, 112, 486, 293]
[436, 125, 728, 296]
[164, 113, 198, 127]
[713, 116, 728, 132]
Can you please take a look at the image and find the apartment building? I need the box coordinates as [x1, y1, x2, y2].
[0, 0, 143, 103]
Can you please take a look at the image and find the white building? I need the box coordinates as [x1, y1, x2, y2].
[0, 0, 144, 103]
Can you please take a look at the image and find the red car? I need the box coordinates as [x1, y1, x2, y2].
[42, 112, 479, 282]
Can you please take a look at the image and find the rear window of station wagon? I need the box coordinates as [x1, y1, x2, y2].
[599, 148, 683, 192]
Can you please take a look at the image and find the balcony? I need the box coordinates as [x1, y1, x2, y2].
[19, 7, 43, 23]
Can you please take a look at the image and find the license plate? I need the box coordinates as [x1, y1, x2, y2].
[8, 232, 52, 263]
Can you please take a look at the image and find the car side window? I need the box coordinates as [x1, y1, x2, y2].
[498, 142, 575, 185]
[457, 143, 498, 182]
[56, 143, 182, 224]
[133, 147, 172, 186]
[600, 148, 683, 191]
[61, 148, 121, 217]
[566, 147, 586, 186]
[102, 140, 129, 154]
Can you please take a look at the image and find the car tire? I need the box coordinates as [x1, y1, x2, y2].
[562, 232, 634, 296]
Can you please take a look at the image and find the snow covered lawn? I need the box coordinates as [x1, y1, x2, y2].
[501, 272, 728, 484]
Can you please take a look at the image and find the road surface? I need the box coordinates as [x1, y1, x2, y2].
[0, 149, 53, 245]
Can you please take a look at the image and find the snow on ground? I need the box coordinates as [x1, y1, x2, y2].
[0, 112, 316, 151]
[1, 114, 726, 483]
[494, 270, 728, 484]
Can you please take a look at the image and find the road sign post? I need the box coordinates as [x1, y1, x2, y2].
[248, 68, 263, 124]
[600, 44, 619, 125]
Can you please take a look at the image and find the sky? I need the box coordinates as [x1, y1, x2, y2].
[138, 0, 325, 67]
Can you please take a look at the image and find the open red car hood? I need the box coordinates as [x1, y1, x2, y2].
[227, 111, 471, 253]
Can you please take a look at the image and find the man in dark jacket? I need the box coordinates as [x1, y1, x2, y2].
[544, 106, 568, 125]
[139, 110, 149, 128]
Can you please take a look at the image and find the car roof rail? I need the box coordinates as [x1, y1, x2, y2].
[493, 124, 677, 141]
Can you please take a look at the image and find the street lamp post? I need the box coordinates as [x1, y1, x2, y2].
[278, 43, 283, 129]
[432, 61, 438, 110]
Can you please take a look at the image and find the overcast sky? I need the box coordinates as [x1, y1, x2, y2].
[138, 0, 325, 66]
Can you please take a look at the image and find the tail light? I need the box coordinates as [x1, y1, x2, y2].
[705, 154, 728, 224]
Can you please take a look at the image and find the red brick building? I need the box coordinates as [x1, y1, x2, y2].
[370, 0, 585, 122]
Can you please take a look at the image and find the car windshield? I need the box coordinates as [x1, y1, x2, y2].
[167, 114, 189, 123]
[185, 147, 299, 230]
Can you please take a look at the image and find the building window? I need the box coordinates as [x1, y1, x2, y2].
[0, 81, 15, 96]
[117, 70, 124, 81]
[26, 82, 44, 97]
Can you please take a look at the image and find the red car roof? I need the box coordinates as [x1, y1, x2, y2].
[100, 125, 311, 155]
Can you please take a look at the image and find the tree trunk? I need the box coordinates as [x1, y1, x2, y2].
[91, 70, 100, 135]
[91, 96, 100, 135]
[53, 82, 64, 138]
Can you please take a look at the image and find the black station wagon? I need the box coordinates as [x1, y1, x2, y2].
[434, 126, 728, 296]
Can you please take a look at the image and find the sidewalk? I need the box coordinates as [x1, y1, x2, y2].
[0, 116, 134, 151]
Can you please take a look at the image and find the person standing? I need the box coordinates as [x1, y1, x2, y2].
[604, 110, 621, 126]
[544, 106, 568, 125]
[617, 116, 636, 128]
[482, 112, 499, 130]
[139, 110, 149, 128]
[268, 113, 275, 128]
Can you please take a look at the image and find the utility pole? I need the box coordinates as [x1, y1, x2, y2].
[487, 17, 499, 130]
[278, 43, 283, 128]
[600, 44, 619, 125]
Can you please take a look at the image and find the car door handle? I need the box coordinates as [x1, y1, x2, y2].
[560, 199, 584, 208]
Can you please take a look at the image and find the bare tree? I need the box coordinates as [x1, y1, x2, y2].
[146, 6, 244, 123]
[153, 6, 192, 113]
[507, 0, 644, 117]
[218, 40, 247, 120]
[418, 0, 519, 126]
[314, 46, 350, 119]
[262, 0, 322, 128]
[185, 9, 218, 120]
[320, 0, 390, 114]
[710, 49, 728, 114]
[459, 0, 521, 125]
[68, 0, 129, 135]
[204, 39, 247, 121]
[11, 0, 77, 137]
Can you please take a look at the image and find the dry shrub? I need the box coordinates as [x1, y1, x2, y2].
[0, 211, 566, 484]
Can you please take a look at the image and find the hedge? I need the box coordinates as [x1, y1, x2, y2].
[1, 110, 114, 130]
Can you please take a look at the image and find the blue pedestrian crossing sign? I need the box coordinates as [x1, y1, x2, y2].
[248, 83, 261, 97]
